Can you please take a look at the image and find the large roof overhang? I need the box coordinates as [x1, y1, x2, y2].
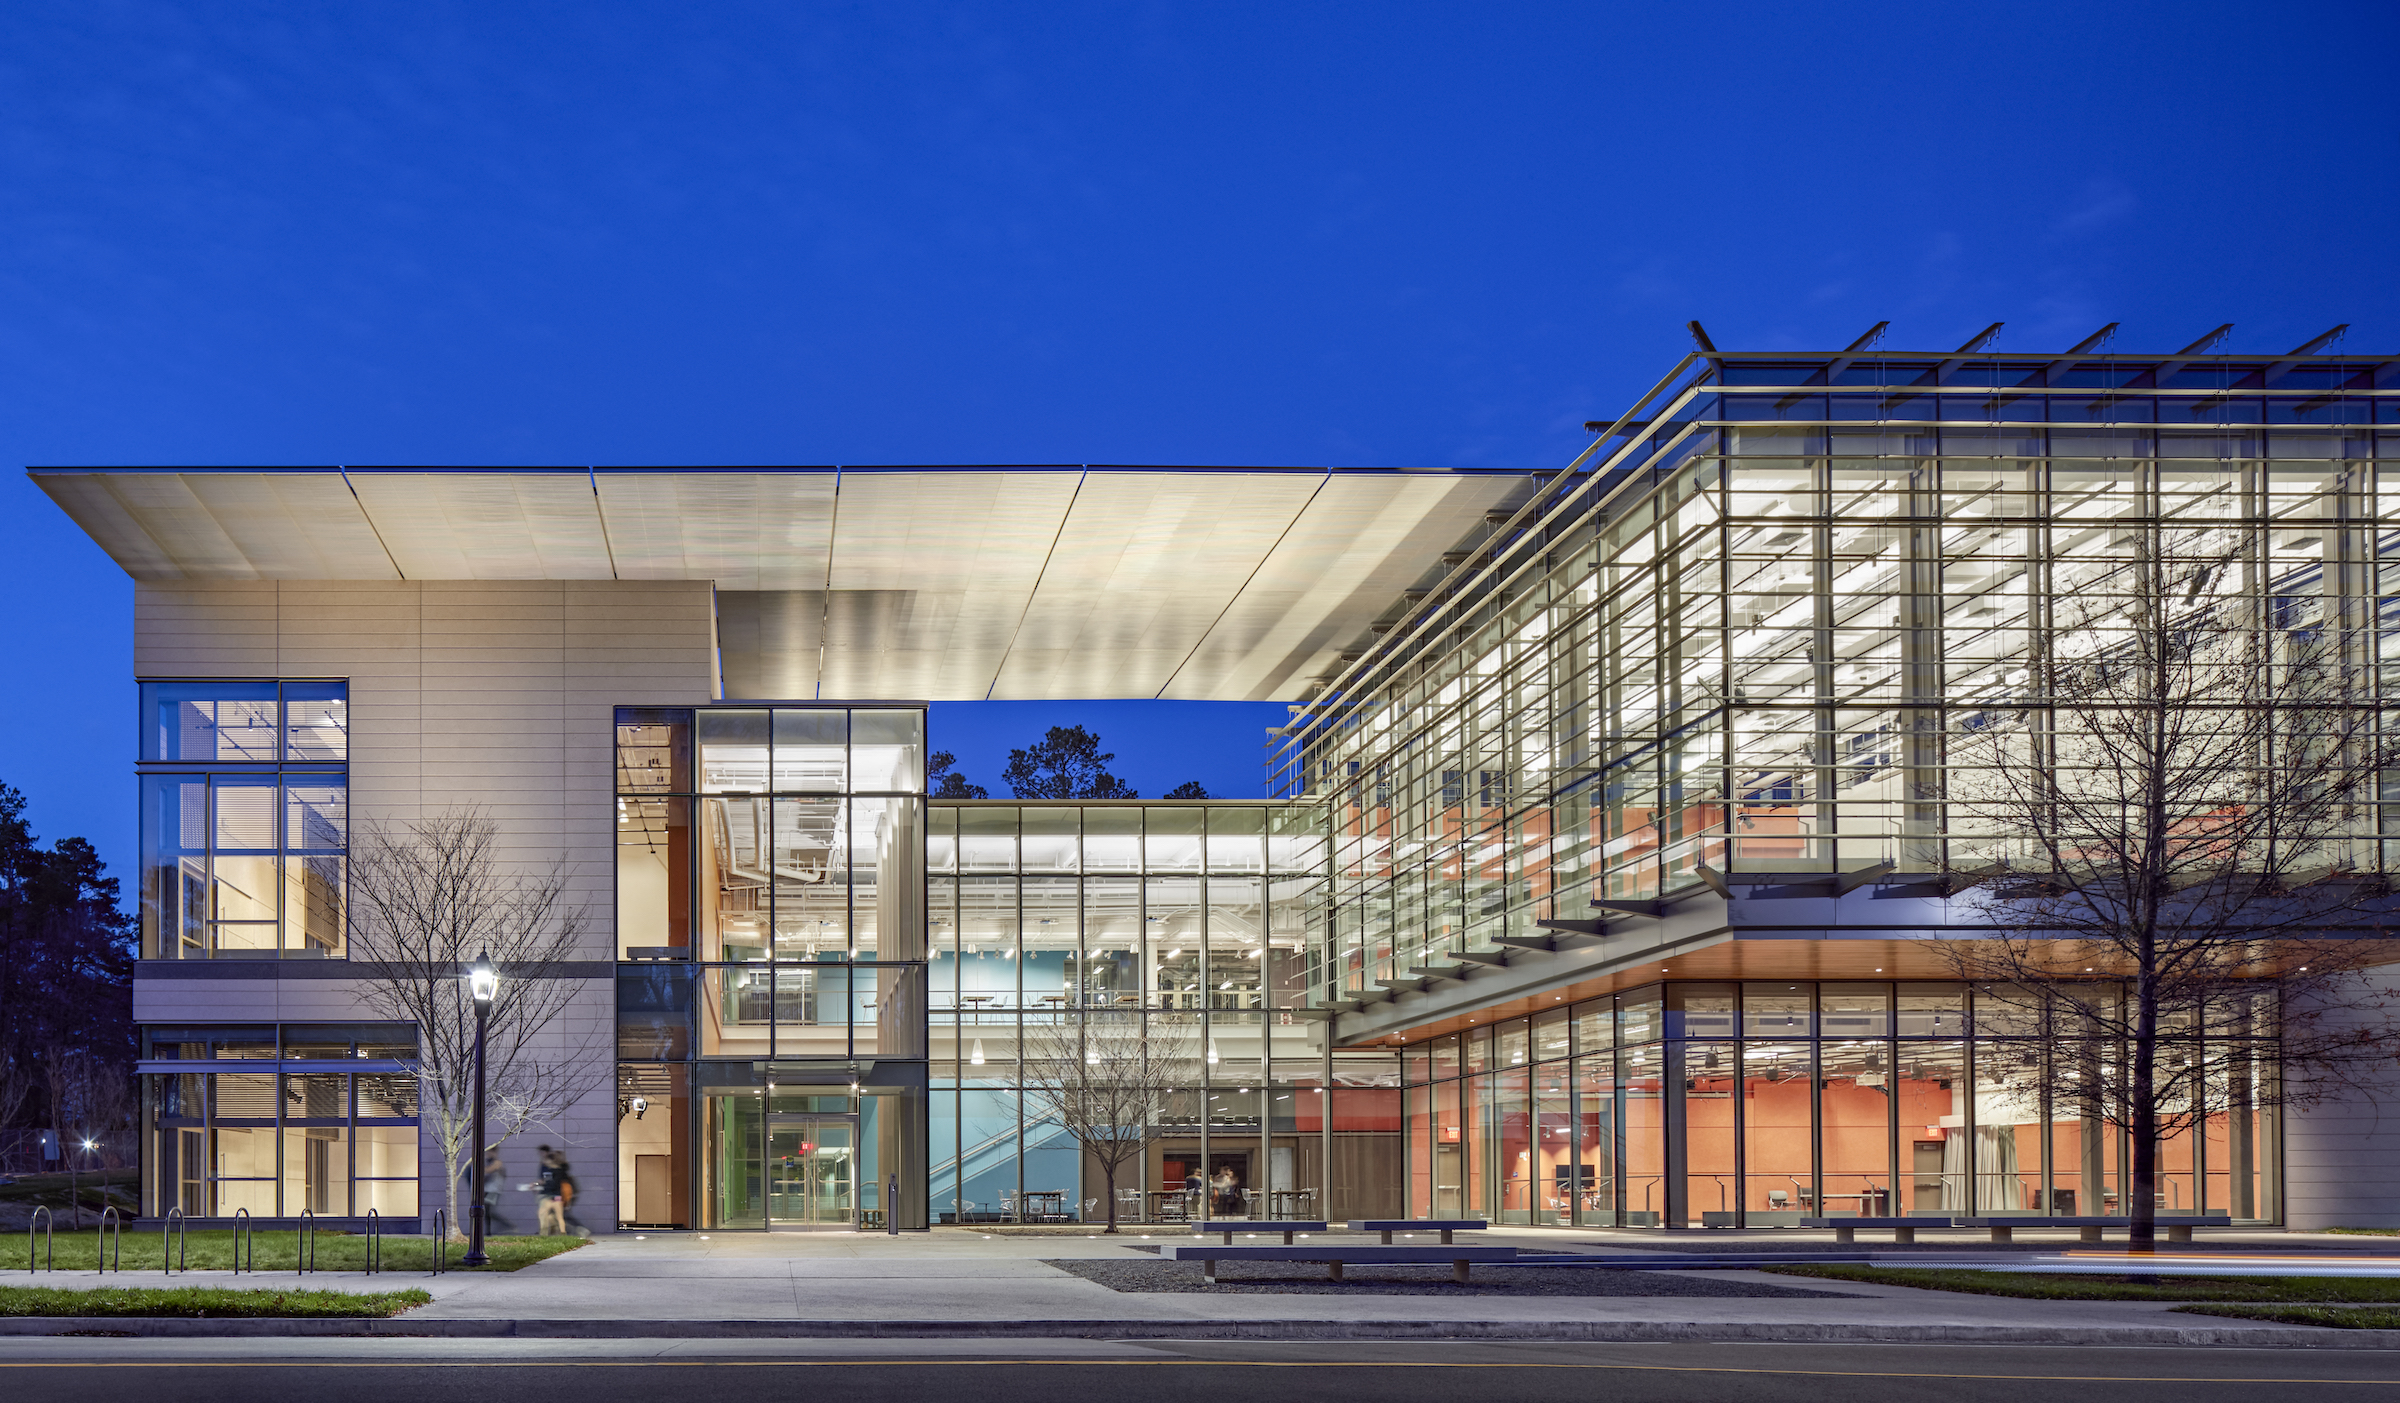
[31, 465, 1536, 702]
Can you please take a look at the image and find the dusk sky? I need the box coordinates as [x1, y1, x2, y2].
[5, 1, 2395, 880]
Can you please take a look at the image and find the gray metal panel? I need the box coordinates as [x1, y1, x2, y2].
[1164, 470, 1537, 701]
[822, 470, 1083, 699]
[987, 470, 1326, 700]
[597, 471, 838, 589]
[181, 473, 399, 580]
[29, 473, 198, 580]
[348, 472, 612, 580]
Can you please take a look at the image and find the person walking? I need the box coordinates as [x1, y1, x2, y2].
[555, 1151, 592, 1238]
[535, 1146, 570, 1236]
[1210, 1164, 1239, 1217]
[480, 1147, 515, 1236]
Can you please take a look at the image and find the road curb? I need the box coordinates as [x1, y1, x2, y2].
[0, 1316, 2394, 1347]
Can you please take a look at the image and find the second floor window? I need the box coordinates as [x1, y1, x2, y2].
[139, 680, 348, 961]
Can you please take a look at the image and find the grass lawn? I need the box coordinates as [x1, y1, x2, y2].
[2171, 1303, 2400, 1329]
[1762, 1263, 2400, 1303]
[0, 1285, 431, 1318]
[17, 1229, 587, 1273]
[2324, 1228, 2400, 1237]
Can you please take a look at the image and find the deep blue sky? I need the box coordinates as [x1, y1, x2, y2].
[5, 1, 2396, 880]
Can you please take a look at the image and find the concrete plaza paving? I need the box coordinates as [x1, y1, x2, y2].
[4, 1226, 2397, 1344]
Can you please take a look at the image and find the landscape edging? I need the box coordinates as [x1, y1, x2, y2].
[0, 1316, 2389, 1347]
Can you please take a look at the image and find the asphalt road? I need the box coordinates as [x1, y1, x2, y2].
[4, 1340, 2399, 1402]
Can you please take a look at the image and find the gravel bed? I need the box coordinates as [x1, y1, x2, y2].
[1554, 1237, 2373, 1257]
[1042, 1257, 1873, 1297]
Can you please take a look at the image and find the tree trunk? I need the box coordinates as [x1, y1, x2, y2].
[2129, 971, 2160, 1261]
[444, 1146, 464, 1244]
[2129, 1072, 2157, 1253]
[1102, 1160, 1119, 1234]
[2130, 589, 2165, 1260]
[438, 1104, 469, 1243]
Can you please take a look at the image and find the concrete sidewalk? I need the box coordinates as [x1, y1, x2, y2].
[2, 1226, 2393, 1347]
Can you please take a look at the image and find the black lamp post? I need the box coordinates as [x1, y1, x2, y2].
[463, 951, 498, 1266]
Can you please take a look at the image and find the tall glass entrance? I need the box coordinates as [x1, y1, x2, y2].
[615, 704, 933, 1231]
[767, 1117, 855, 1227]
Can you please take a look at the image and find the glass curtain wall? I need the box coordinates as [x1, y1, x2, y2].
[1284, 346, 2382, 1228]
[924, 802, 1378, 1224]
[1398, 980, 2281, 1226]
[137, 680, 349, 960]
[614, 705, 929, 1230]
[1279, 350, 2392, 1001]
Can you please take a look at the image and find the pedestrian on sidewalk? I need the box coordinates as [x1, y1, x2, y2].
[480, 1148, 515, 1235]
[555, 1152, 592, 1238]
[535, 1146, 570, 1236]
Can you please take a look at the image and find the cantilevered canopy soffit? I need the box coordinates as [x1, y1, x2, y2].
[29, 465, 1535, 703]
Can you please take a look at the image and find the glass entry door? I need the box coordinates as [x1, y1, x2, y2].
[767, 1117, 856, 1227]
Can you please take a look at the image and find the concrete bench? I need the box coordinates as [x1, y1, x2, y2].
[1190, 1219, 1327, 1245]
[1163, 1243, 1519, 1284]
[1346, 1218, 1489, 1245]
[1961, 1214, 2235, 1244]
[1799, 1216, 1947, 1244]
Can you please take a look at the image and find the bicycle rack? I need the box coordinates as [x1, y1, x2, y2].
[162, 1207, 188, 1276]
[231, 1208, 255, 1275]
[429, 1208, 448, 1276]
[364, 1208, 381, 1276]
[296, 1209, 317, 1275]
[95, 1206, 123, 1274]
[26, 1205, 52, 1272]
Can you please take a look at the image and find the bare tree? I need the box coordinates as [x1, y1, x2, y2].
[36, 1043, 136, 1224]
[1017, 1011, 1194, 1233]
[1932, 525, 2400, 1249]
[346, 808, 597, 1240]
[0, 1054, 34, 1147]
[42, 1043, 135, 1169]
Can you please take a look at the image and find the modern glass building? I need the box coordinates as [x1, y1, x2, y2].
[39, 331, 2400, 1233]
[1276, 332, 2384, 1227]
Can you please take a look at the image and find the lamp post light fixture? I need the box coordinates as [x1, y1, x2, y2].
[464, 951, 498, 1267]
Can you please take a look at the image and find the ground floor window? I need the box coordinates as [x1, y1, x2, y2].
[139, 1022, 419, 1220]
[925, 1059, 1406, 1226]
[1398, 981, 2281, 1228]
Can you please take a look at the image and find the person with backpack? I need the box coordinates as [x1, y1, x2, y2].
[535, 1146, 572, 1236]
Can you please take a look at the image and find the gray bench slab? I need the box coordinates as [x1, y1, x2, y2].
[1189, 1220, 1328, 1244]
[1799, 1216, 1949, 1243]
[1163, 1243, 1519, 1284]
[1346, 1218, 1488, 1244]
[1961, 1215, 2234, 1243]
